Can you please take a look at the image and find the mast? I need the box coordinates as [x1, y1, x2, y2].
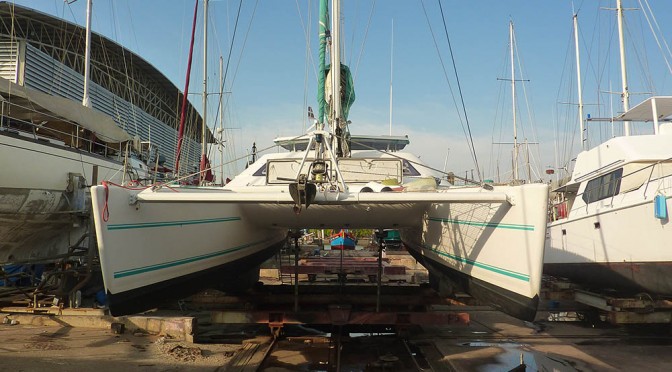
[200, 0, 209, 183]
[318, 0, 328, 125]
[616, 0, 630, 136]
[573, 14, 586, 150]
[331, 0, 342, 154]
[82, 0, 92, 107]
[509, 20, 519, 181]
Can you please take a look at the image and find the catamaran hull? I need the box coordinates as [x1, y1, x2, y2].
[405, 245, 539, 320]
[403, 183, 549, 321]
[546, 196, 672, 296]
[90, 184, 287, 316]
[0, 131, 130, 263]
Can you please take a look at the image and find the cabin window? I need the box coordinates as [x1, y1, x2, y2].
[402, 159, 420, 177]
[581, 168, 623, 204]
[253, 164, 267, 177]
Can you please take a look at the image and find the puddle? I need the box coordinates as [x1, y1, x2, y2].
[459, 340, 582, 371]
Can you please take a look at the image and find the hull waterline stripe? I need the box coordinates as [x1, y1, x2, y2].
[421, 245, 530, 282]
[107, 216, 241, 230]
[113, 238, 276, 278]
[429, 217, 534, 231]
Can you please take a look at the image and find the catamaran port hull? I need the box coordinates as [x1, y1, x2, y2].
[90, 184, 287, 316]
[403, 183, 549, 322]
[103, 240, 283, 316]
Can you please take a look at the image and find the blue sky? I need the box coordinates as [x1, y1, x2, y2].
[15, 0, 672, 182]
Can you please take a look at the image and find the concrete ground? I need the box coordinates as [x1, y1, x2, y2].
[1, 308, 671, 371]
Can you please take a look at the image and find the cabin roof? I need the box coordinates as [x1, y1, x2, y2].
[617, 96, 672, 121]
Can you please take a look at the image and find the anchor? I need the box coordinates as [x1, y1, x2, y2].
[289, 174, 317, 213]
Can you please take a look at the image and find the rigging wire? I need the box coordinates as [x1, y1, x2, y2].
[350, 0, 376, 85]
[513, 29, 543, 181]
[639, 0, 672, 78]
[301, 0, 312, 133]
[294, 0, 319, 83]
[435, 0, 482, 181]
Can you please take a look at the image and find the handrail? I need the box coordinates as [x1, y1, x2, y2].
[552, 157, 672, 222]
[1, 113, 119, 159]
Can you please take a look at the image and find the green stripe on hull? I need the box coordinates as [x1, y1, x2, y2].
[114, 238, 272, 279]
[108, 216, 241, 230]
[429, 217, 534, 231]
[422, 245, 530, 282]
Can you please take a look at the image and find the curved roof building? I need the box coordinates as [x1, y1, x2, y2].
[0, 1, 210, 173]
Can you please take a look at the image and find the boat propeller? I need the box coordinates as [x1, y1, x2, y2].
[289, 174, 317, 214]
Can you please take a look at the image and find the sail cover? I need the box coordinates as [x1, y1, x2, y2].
[325, 63, 356, 121]
[0, 77, 133, 143]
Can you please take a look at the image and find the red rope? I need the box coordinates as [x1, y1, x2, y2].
[102, 181, 110, 222]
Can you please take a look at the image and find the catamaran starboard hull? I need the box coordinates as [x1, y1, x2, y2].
[90, 184, 287, 316]
[403, 183, 549, 321]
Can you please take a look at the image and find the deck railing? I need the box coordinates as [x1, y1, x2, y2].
[549, 158, 672, 222]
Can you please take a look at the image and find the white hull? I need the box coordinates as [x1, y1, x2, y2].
[90, 184, 287, 315]
[545, 125, 672, 296]
[546, 191, 672, 295]
[403, 183, 549, 320]
[0, 131, 133, 262]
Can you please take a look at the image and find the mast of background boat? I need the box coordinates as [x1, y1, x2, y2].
[200, 0, 209, 184]
[509, 20, 519, 181]
[573, 14, 586, 151]
[174, 0, 199, 178]
[82, 0, 92, 108]
[389, 18, 393, 136]
[616, 0, 631, 136]
[218, 56, 224, 185]
[330, 0, 342, 155]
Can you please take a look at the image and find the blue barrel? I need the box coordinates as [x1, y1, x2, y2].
[654, 194, 667, 219]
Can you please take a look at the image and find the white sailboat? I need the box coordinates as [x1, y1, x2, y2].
[91, 0, 549, 320]
[0, 2, 156, 264]
[545, 1, 672, 296]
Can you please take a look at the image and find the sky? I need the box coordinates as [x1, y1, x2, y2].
[14, 0, 672, 183]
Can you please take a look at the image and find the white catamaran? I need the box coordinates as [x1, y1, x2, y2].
[91, 0, 549, 320]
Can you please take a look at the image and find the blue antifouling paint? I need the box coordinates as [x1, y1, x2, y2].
[655, 194, 668, 219]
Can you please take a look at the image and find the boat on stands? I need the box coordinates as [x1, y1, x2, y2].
[91, 0, 549, 320]
[545, 2, 672, 297]
[0, 3, 189, 266]
[330, 230, 356, 250]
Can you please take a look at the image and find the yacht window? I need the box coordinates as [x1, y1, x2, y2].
[402, 159, 421, 177]
[338, 158, 403, 183]
[582, 168, 623, 204]
[253, 164, 267, 177]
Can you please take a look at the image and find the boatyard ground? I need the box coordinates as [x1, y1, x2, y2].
[1, 307, 672, 371]
[2, 249, 672, 371]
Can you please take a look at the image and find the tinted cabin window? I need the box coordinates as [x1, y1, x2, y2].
[582, 168, 623, 204]
[402, 159, 420, 177]
[253, 164, 267, 177]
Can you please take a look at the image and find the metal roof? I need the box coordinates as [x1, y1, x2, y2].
[617, 96, 672, 122]
[0, 2, 214, 143]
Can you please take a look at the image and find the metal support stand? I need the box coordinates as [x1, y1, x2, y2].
[288, 230, 302, 313]
[374, 229, 386, 313]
